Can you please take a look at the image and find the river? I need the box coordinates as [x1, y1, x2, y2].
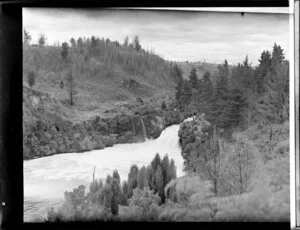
[24, 117, 193, 222]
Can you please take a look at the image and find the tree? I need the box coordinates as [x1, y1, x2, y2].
[170, 159, 177, 179]
[137, 166, 148, 189]
[121, 181, 129, 205]
[154, 165, 164, 203]
[70, 38, 76, 47]
[133, 35, 142, 52]
[24, 29, 31, 45]
[77, 37, 84, 53]
[28, 71, 36, 88]
[161, 155, 173, 187]
[145, 166, 155, 191]
[38, 34, 46, 46]
[255, 50, 272, 94]
[111, 179, 122, 215]
[151, 153, 161, 172]
[174, 64, 185, 111]
[223, 88, 247, 128]
[61, 42, 69, 60]
[227, 141, 255, 195]
[112, 170, 121, 185]
[199, 71, 213, 114]
[91, 36, 97, 47]
[66, 67, 76, 106]
[106, 174, 113, 184]
[123, 36, 129, 47]
[128, 164, 139, 198]
[240, 56, 255, 92]
[255, 62, 289, 123]
[182, 80, 193, 107]
[271, 43, 285, 65]
[208, 60, 230, 128]
[189, 68, 198, 90]
[100, 183, 112, 210]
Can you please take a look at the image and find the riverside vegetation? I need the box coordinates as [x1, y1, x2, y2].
[23, 30, 289, 221]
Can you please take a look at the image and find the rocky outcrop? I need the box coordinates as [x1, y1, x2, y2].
[23, 87, 185, 160]
[178, 115, 213, 171]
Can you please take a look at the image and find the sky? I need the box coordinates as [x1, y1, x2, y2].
[23, 8, 290, 65]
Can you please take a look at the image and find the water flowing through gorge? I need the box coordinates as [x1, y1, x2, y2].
[23, 117, 193, 222]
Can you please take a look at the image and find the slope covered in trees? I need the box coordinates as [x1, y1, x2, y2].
[174, 43, 289, 134]
[23, 33, 177, 111]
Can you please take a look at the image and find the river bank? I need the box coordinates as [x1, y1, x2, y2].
[23, 86, 189, 160]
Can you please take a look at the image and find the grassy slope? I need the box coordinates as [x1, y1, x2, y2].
[23, 44, 175, 123]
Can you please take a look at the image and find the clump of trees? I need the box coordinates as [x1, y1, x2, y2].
[47, 153, 177, 221]
[174, 43, 288, 134]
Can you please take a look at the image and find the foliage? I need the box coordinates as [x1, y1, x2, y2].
[38, 34, 46, 46]
[61, 42, 69, 60]
[28, 70, 36, 88]
[120, 187, 161, 221]
[24, 29, 31, 45]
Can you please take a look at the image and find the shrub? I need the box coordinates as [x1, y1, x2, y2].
[120, 187, 160, 221]
[28, 71, 36, 88]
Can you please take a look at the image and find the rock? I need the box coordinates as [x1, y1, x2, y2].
[178, 115, 212, 171]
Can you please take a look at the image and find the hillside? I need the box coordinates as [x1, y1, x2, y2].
[24, 37, 220, 159]
[23, 42, 176, 120]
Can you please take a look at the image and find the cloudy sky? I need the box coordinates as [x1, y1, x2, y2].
[23, 8, 289, 65]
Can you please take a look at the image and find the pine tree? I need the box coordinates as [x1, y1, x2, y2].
[154, 165, 164, 203]
[145, 165, 155, 191]
[137, 166, 148, 189]
[113, 170, 121, 185]
[174, 65, 185, 111]
[255, 50, 272, 94]
[121, 181, 129, 205]
[151, 153, 161, 172]
[208, 60, 230, 128]
[189, 68, 199, 90]
[200, 71, 213, 115]
[170, 159, 177, 179]
[77, 37, 84, 53]
[182, 80, 193, 107]
[100, 183, 112, 210]
[61, 42, 69, 60]
[223, 88, 247, 128]
[133, 35, 142, 52]
[111, 179, 122, 215]
[128, 164, 139, 198]
[66, 66, 76, 106]
[241, 56, 255, 92]
[271, 43, 285, 65]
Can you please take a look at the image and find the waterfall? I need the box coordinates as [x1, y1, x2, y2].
[140, 117, 147, 141]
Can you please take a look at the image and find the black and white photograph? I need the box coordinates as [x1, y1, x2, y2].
[22, 8, 290, 222]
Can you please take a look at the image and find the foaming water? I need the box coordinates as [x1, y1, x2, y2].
[24, 117, 193, 221]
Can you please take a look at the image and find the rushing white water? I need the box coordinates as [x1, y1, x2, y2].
[24, 117, 192, 222]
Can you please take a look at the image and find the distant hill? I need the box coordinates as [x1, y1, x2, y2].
[176, 61, 219, 80]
